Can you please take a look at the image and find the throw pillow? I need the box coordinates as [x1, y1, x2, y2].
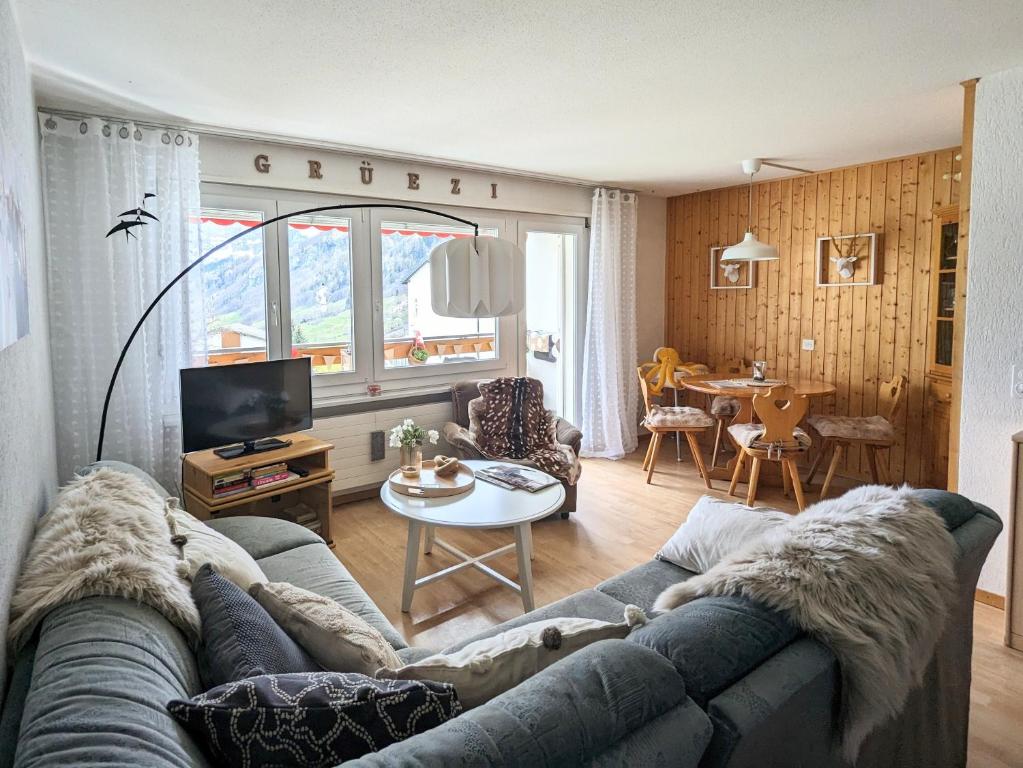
[378, 606, 646, 709]
[165, 501, 267, 590]
[250, 581, 402, 675]
[657, 495, 789, 573]
[192, 564, 321, 689]
[168, 672, 461, 768]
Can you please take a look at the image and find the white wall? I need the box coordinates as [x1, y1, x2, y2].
[959, 66, 1023, 596]
[0, 0, 59, 690]
[636, 194, 667, 357]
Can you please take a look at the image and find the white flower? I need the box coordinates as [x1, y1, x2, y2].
[403, 418, 414, 427]
[427, 429, 440, 445]
[389, 435, 401, 448]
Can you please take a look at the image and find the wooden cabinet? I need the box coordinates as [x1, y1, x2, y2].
[924, 205, 960, 489]
[183, 433, 335, 545]
[1008, 432, 1023, 651]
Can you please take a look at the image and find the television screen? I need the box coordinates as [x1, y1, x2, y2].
[180, 358, 312, 453]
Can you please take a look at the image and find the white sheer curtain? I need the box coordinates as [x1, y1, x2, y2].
[40, 114, 204, 491]
[580, 189, 638, 459]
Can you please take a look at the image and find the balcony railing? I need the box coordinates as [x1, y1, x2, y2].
[205, 334, 496, 371]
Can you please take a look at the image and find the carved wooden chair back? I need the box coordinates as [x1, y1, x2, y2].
[716, 358, 746, 376]
[879, 374, 909, 423]
[637, 365, 658, 416]
[752, 385, 809, 444]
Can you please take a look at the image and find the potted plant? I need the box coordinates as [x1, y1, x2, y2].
[407, 331, 429, 365]
[390, 419, 440, 477]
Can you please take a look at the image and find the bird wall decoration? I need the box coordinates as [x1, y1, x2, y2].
[105, 193, 158, 241]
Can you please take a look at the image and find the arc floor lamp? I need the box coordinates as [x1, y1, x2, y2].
[96, 201, 525, 462]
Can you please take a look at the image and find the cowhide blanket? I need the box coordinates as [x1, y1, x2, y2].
[468, 377, 581, 484]
[653, 484, 957, 762]
[7, 468, 200, 655]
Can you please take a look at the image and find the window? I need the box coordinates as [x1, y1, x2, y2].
[285, 214, 354, 374]
[199, 209, 270, 365]
[199, 184, 584, 402]
[379, 221, 498, 369]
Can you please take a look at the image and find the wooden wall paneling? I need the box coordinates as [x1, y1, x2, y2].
[664, 197, 676, 345]
[665, 148, 961, 486]
[907, 153, 937, 484]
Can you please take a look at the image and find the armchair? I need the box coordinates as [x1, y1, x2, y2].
[443, 379, 582, 516]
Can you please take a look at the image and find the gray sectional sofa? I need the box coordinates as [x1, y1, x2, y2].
[0, 461, 1002, 767]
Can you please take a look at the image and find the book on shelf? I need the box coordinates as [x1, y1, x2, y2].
[212, 482, 252, 499]
[251, 462, 288, 477]
[252, 471, 296, 488]
[476, 465, 559, 493]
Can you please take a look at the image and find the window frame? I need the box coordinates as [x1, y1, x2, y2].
[199, 182, 586, 405]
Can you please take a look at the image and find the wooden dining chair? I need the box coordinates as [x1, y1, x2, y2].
[728, 385, 812, 511]
[638, 368, 715, 488]
[709, 358, 746, 468]
[805, 374, 908, 498]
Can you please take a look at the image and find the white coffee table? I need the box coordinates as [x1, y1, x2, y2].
[379, 460, 566, 614]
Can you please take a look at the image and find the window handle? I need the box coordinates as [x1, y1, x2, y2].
[271, 301, 280, 327]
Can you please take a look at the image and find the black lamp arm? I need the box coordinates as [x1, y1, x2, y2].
[96, 202, 479, 461]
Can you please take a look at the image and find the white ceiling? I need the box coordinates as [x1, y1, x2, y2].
[14, 0, 1023, 195]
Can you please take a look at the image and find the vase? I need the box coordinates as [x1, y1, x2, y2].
[399, 442, 423, 477]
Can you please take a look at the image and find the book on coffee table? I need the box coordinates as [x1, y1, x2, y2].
[477, 465, 559, 492]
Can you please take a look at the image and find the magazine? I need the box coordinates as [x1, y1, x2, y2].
[476, 464, 559, 492]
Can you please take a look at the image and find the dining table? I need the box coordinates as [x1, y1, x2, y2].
[678, 373, 837, 482]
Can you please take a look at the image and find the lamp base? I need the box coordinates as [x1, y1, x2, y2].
[213, 437, 292, 460]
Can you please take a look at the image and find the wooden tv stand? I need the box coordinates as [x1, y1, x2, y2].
[182, 433, 335, 547]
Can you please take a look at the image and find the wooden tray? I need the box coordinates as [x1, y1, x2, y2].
[388, 460, 475, 498]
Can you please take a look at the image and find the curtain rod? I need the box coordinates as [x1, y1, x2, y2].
[36, 106, 614, 192]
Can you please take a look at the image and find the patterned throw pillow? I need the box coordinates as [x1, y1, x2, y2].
[192, 564, 321, 689]
[250, 581, 403, 675]
[167, 672, 461, 767]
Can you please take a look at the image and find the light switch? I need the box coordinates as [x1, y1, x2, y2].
[1013, 365, 1023, 400]
[801, 339, 815, 351]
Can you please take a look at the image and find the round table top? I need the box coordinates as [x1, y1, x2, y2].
[379, 460, 566, 528]
[680, 374, 837, 398]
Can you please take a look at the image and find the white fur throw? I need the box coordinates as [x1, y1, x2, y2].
[7, 468, 200, 654]
[653, 485, 957, 761]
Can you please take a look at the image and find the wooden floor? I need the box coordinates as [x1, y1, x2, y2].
[330, 440, 1023, 767]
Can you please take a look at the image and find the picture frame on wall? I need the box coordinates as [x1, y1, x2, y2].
[815, 233, 879, 287]
[710, 246, 755, 289]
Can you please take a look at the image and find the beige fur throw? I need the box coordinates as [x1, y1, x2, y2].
[7, 468, 200, 654]
[653, 484, 957, 761]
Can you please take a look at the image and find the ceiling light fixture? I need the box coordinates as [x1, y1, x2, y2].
[721, 158, 812, 262]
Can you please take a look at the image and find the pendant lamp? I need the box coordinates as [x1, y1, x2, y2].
[721, 158, 779, 262]
[429, 235, 524, 317]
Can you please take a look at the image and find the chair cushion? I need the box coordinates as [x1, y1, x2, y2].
[645, 405, 715, 429]
[256, 543, 408, 650]
[728, 423, 812, 451]
[168, 672, 461, 767]
[191, 564, 321, 689]
[711, 395, 741, 417]
[628, 596, 799, 707]
[807, 413, 895, 443]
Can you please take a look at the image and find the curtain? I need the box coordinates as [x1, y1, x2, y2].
[40, 114, 203, 491]
[580, 189, 638, 459]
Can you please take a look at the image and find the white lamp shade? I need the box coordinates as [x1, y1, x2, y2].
[720, 231, 779, 262]
[429, 236, 524, 317]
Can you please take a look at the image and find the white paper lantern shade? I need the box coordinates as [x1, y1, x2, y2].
[429, 236, 525, 318]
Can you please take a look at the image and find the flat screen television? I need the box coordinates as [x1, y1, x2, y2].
[180, 358, 312, 458]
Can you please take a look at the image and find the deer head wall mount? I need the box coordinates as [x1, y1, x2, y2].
[816, 232, 879, 287]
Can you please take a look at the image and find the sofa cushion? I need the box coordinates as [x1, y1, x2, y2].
[205, 515, 324, 560]
[192, 564, 320, 689]
[12, 597, 209, 768]
[441, 588, 628, 653]
[628, 595, 799, 707]
[169, 672, 461, 768]
[167, 506, 267, 590]
[381, 610, 645, 710]
[250, 581, 402, 675]
[596, 559, 697, 611]
[256, 543, 408, 650]
[343, 640, 692, 767]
